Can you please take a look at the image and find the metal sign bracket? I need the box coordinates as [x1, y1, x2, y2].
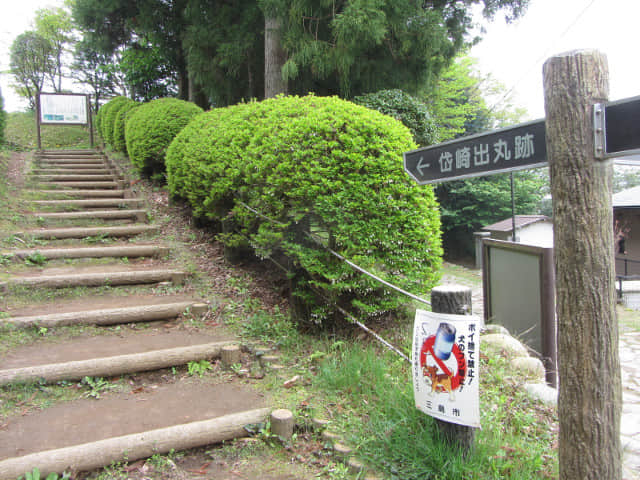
[593, 103, 606, 160]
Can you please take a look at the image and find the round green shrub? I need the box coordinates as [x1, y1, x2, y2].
[103, 97, 136, 147]
[112, 101, 140, 153]
[96, 96, 131, 145]
[125, 98, 203, 176]
[167, 95, 442, 325]
[353, 89, 439, 147]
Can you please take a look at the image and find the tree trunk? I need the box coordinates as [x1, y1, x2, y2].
[264, 15, 287, 98]
[543, 50, 621, 480]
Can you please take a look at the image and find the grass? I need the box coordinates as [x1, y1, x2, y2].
[4, 111, 92, 151]
[618, 304, 640, 332]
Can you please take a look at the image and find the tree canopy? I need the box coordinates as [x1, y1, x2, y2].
[71, 0, 529, 107]
[9, 31, 54, 109]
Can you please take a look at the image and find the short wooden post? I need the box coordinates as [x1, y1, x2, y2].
[220, 345, 241, 367]
[543, 50, 621, 480]
[270, 409, 294, 441]
[430, 284, 475, 452]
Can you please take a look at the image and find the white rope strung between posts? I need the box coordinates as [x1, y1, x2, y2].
[233, 199, 413, 363]
[309, 286, 411, 363]
[234, 200, 431, 306]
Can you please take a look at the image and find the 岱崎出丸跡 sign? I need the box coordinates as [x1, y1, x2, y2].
[404, 119, 547, 184]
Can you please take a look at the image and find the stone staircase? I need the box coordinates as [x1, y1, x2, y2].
[0, 150, 272, 479]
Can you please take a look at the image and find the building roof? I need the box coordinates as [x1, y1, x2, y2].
[613, 185, 640, 208]
[482, 215, 551, 233]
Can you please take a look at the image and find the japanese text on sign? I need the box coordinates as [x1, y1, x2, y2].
[404, 119, 546, 184]
[412, 309, 481, 428]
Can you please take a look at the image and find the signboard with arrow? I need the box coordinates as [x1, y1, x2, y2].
[404, 119, 547, 184]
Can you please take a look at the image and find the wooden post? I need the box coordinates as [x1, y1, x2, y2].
[35, 93, 42, 151]
[430, 285, 475, 452]
[543, 50, 621, 480]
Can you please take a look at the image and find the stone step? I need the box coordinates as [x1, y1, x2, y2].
[33, 174, 121, 182]
[33, 189, 128, 198]
[1, 244, 168, 262]
[30, 209, 148, 222]
[0, 268, 187, 291]
[19, 224, 157, 239]
[1, 300, 206, 328]
[30, 198, 144, 209]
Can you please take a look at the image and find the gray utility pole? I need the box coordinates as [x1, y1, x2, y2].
[543, 50, 621, 480]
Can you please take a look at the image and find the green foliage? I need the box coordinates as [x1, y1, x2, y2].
[167, 95, 442, 325]
[314, 343, 558, 479]
[353, 89, 438, 147]
[9, 31, 54, 110]
[102, 97, 136, 147]
[18, 467, 69, 480]
[120, 42, 178, 101]
[436, 171, 547, 257]
[33, 6, 74, 92]
[111, 100, 139, 153]
[125, 97, 203, 176]
[96, 96, 130, 145]
[81, 376, 116, 399]
[187, 359, 212, 377]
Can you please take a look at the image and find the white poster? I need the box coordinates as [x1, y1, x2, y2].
[412, 309, 480, 428]
[40, 93, 88, 124]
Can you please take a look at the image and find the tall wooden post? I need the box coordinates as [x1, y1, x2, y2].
[430, 284, 475, 453]
[543, 50, 621, 480]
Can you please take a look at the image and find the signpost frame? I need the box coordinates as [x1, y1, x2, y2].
[36, 92, 93, 150]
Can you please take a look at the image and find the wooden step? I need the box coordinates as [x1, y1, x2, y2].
[37, 163, 108, 170]
[33, 189, 128, 198]
[1, 301, 206, 328]
[0, 408, 270, 479]
[34, 174, 120, 182]
[40, 181, 122, 189]
[2, 244, 167, 262]
[30, 198, 144, 209]
[0, 268, 187, 290]
[0, 341, 228, 385]
[19, 224, 157, 239]
[31, 209, 147, 222]
[36, 158, 105, 164]
[32, 169, 115, 175]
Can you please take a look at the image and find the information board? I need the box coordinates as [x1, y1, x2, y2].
[412, 309, 480, 428]
[39, 93, 89, 125]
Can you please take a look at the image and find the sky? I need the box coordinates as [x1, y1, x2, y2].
[1, 0, 639, 116]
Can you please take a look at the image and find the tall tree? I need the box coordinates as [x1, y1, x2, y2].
[9, 31, 54, 109]
[428, 54, 543, 258]
[73, 0, 193, 101]
[71, 39, 124, 112]
[33, 6, 75, 92]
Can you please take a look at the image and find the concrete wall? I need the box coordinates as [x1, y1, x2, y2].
[486, 221, 554, 248]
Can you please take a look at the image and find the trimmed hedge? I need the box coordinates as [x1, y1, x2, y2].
[112, 101, 140, 153]
[353, 89, 438, 147]
[96, 96, 131, 145]
[167, 95, 442, 324]
[125, 98, 203, 176]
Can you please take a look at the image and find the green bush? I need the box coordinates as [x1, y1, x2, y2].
[353, 89, 438, 147]
[125, 98, 203, 176]
[112, 101, 140, 153]
[167, 95, 442, 325]
[96, 96, 131, 145]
